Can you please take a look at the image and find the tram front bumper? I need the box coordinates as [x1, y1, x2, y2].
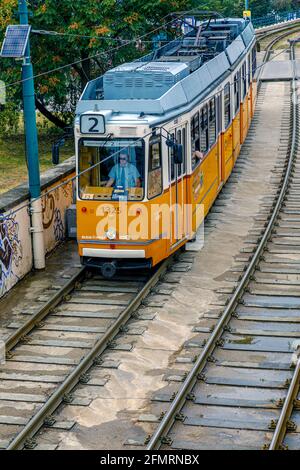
[82, 248, 146, 258]
[80, 252, 152, 274]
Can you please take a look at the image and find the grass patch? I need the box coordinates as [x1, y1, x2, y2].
[0, 131, 74, 195]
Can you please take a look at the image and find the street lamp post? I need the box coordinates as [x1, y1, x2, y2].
[18, 0, 45, 270]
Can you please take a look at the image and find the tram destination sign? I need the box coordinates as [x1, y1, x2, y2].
[80, 113, 106, 134]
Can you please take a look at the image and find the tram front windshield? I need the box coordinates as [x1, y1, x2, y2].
[79, 138, 145, 201]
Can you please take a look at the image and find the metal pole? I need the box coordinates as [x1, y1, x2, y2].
[19, 0, 45, 270]
[245, 0, 249, 10]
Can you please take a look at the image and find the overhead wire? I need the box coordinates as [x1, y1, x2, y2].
[0, 6, 205, 92]
[32, 29, 170, 44]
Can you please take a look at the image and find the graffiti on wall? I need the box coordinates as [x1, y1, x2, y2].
[0, 170, 75, 299]
[0, 213, 23, 291]
[42, 193, 56, 230]
[53, 208, 64, 242]
[42, 180, 73, 248]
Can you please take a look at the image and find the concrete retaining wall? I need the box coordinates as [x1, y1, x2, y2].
[0, 157, 75, 298]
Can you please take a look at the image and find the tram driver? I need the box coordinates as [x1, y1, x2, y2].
[106, 151, 141, 189]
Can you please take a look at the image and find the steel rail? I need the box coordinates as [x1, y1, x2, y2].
[5, 267, 87, 353]
[257, 27, 300, 85]
[269, 41, 300, 451]
[269, 361, 300, 450]
[256, 21, 300, 40]
[146, 31, 299, 451]
[6, 255, 174, 450]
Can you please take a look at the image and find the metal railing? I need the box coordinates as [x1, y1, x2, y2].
[253, 9, 300, 29]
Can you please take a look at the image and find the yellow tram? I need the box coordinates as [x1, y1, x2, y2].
[75, 16, 257, 277]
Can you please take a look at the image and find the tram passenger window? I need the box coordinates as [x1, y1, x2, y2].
[209, 99, 216, 147]
[169, 132, 175, 181]
[148, 135, 162, 199]
[217, 94, 222, 134]
[234, 71, 241, 114]
[182, 127, 187, 174]
[252, 47, 257, 78]
[248, 55, 251, 86]
[78, 138, 145, 201]
[177, 130, 183, 177]
[224, 83, 231, 129]
[191, 112, 200, 170]
[200, 105, 209, 154]
[242, 63, 247, 99]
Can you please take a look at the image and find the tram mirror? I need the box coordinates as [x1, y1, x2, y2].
[52, 138, 65, 165]
[174, 143, 183, 165]
[52, 144, 60, 165]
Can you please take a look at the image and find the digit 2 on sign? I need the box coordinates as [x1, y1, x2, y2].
[80, 114, 105, 134]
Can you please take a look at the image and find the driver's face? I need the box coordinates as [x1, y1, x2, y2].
[119, 155, 128, 167]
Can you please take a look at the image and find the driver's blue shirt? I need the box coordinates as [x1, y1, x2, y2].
[109, 163, 140, 188]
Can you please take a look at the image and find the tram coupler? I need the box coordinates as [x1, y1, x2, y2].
[101, 261, 117, 279]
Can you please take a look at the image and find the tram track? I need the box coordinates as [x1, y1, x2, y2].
[255, 19, 300, 40]
[0, 254, 180, 450]
[256, 22, 300, 46]
[144, 34, 300, 451]
[17, 23, 300, 448]
[257, 25, 300, 85]
[268, 42, 300, 450]
[5, 267, 87, 353]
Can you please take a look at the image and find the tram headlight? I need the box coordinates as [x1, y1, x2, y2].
[106, 228, 117, 240]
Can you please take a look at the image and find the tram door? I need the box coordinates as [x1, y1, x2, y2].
[169, 125, 188, 250]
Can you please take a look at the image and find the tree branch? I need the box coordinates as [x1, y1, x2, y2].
[72, 63, 87, 83]
[35, 97, 68, 130]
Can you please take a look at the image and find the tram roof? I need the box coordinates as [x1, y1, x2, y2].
[76, 18, 255, 123]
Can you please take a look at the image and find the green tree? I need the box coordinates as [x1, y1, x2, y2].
[248, 0, 272, 17]
[1, 0, 197, 129]
[0, 0, 283, 133]
[0, 0, 20, 136]
[272, 0, 292, 11]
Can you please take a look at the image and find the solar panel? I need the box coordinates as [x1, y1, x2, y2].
[0, 25, 31, 58]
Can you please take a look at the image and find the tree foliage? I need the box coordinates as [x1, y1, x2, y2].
[0, 0, 297, 133]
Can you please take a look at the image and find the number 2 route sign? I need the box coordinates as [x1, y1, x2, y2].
[80, 114, 106, 134]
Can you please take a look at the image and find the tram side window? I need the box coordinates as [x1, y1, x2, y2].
[148, 135, 162, 199]
[209, 98, 216, 147]
[224, 83, 231, 129]
[252, 47, 257, 78]
[191, 112, 200, 170]
[242, 62, 247, 99]
[176, 129, 183, 177]
[182, 127, 187, 174]
[200, 105, 209, 154]
[248, 54, 251, 86]
[169, 132, 175, 181]
[234, 71, 241, 114]
[217, 94, 222, 134]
